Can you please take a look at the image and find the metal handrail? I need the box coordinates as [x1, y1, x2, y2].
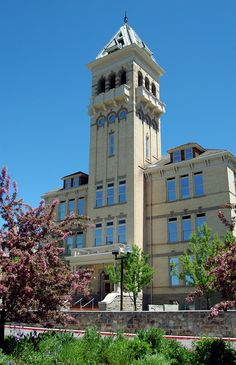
[82, 298, 95, 310]
[73, 298, 83, 309]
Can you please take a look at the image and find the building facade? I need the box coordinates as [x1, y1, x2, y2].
[43, 21, 236, 308]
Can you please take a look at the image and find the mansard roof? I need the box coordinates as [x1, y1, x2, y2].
[96, 23, 155, 61]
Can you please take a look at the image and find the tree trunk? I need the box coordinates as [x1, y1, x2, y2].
[0, 309, 5, 349]
[133, 294, 137, 311]
[206, 294, 210, 310]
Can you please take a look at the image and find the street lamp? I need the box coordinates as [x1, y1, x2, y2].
[112, 245, 131, 311]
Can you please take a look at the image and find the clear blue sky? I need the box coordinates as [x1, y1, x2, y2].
[0, 0, 235, 207]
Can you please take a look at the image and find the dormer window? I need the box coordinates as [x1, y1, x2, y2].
[64, 179, 71, 189]
[73, 177, 80, 188]
[185, 148, 193, 160]
[173, 150, 181, 162]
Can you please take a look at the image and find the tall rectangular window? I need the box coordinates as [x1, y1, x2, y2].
[196, 213, 206, 230]
[58, 201, 66, 220]
[106, 222, 114, 245]
[118, 219, 126, 243]
[167, 178, 176, 201]
[108, 133, 115, 157]
[145, 135, 150, 160]
[194, 172, 204, 196]
[76, 232, 84, 248]
[65, 235, 73, 255]
[94, 223, 102, 246]
[107, 183, 114, 205]
[180, 175, 190, 199]
[78, 197, 85, 215]
[170, 257, 180, 286]
[185, 148, 193, 160]
[73, 177, 80, 188]
[64, 179, 71, 189]
[96, 185, 103, 208]
[118, 180, 126, 203]
[68, 199, 75, 215]
[182, 216, 192, 241]
[173, 150, 181, 162]
[168, 218, 178, 242]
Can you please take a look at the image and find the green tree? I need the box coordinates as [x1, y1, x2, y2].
[107, 245, 154, 311]
[173, 224, 223, 309]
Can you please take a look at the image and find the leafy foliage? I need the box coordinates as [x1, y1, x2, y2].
[1, 329, 235, 365]
[193, 338, 236, 365]
[107, 245, 154, 310]
[173, 224, 223, 309]
[0, 167, 93, 347]
[185, 204, 236, 317]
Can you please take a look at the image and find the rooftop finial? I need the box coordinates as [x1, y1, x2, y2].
[124, 11, 128, 24]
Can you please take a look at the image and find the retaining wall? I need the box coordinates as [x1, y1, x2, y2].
[68, 310, 236, 338]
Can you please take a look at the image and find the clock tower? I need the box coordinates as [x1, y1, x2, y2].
[86, 18, 165, 251]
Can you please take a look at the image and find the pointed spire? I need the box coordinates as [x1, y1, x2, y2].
[124, 11, 128, 24]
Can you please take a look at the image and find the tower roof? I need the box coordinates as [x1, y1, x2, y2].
[96, 22, 155, 61]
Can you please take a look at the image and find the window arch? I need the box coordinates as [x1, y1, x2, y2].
[108, 72, 116, 90]
[138, 71, 143, 87]
[108, 112, 116, 124]
[118, 108, 127, 120]
[119, 69, 127, 85]
[144, 115, 151, 126]
[97, 76, 106, 94]
[145, 77, 150, 91]
[151, 82, 156, 97]
[137, 109, 144, 120]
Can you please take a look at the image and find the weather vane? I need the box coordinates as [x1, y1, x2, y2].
[124, 11, 128, 24]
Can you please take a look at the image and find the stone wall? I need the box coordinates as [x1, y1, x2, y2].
[68, 311, 236, 338]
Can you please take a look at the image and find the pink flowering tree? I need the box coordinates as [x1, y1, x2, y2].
[207, 205, 236, 317]
[186, 203, 236, 317]
[0, 167, 93, 348]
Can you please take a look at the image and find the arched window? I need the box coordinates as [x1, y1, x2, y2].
[119, 109, 127, 120]
[109, 73, 116, 90]
[151, 83, 156, 97]
[145, 77, 150, 91]
[97, 76, 106, 94]
[119, 69, 127, 85]
[138, 71, 143, 87]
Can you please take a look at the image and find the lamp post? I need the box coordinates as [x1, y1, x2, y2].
[112, 246, 131, 311]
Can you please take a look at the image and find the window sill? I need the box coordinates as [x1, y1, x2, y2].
[94, 201, 127, 209]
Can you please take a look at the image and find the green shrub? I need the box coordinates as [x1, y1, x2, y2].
[137, 327, 164, 353]
[161, 338, 194, 365]
[131, 353, 171, 365]
[193, 338, 236, 365]
[127, 338, 151, 360]
[0, 349, 15, 365]
[99, 335, 131, 365]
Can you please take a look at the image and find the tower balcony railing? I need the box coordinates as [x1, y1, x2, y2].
[89, 84, 130, 114]
[136, 85, 165, 115]
[70, 242, 126, 257]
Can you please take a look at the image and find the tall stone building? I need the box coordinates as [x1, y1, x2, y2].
[43, 20, 236, 308]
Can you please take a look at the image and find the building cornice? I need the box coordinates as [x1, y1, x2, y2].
[87, 44, 164, 77]
[144, 150, 236, 176]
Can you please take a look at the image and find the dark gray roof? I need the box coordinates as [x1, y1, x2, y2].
[61, 171, 88, 179]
